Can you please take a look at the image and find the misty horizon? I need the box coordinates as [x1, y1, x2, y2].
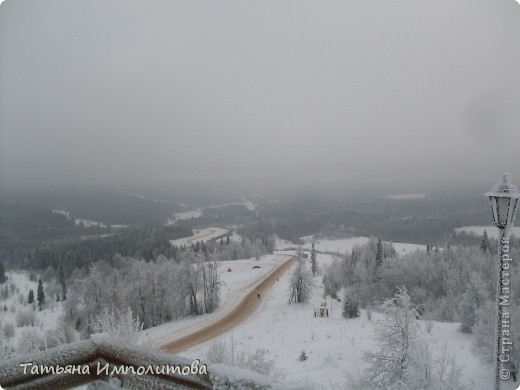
[1, 1, 520, 190]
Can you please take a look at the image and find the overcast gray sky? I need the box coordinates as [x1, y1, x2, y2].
[1, 0, 520, 189]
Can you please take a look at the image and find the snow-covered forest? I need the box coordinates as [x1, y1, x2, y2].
[318, 235, 520, 387]
[0, 235, 275, 360]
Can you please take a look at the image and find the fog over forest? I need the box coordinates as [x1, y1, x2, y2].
[3, 4, 520, 389]
[1, 0, 520, 191]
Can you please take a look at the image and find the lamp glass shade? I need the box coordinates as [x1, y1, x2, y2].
[496, 197, 512, 229]
[485, 173, 520, 230]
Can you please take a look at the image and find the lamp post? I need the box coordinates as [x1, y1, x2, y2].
[485, 173, 520, 390]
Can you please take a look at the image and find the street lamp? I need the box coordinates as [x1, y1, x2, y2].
[485, 172, 520, 390]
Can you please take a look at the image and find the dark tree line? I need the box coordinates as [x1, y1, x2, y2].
[17, 224, 193, 272]
[16, 189, 185, 226]
[0, 200, 106, 265]
[0, 262, 6, 284]
[248, 195, 492, 245]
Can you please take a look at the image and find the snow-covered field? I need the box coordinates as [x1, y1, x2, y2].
[168, 209, 203, 223]
[169, 227, 229, 246]
[124, 192, 147, 200]
[239, 200, 257, 211]
[118, 190, 179, 205]
[52, 210, 128, 228]
[165, 199, 257, 225]
[175, 252, 500, 389]
[299, 236, 426, 256]
[455, 225, 520, 238]
[80, 233, 115, 241]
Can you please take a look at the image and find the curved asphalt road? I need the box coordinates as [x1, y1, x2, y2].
[161, 255, 296, 354]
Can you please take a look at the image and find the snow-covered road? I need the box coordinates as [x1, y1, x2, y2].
[159, 255, 296, 354]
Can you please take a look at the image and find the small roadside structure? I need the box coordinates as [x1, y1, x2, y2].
[314, 302, 329, 317]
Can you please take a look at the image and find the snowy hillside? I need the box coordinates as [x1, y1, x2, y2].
[455, 225, 520, 239]
[168, 252, 503, 389]
[165, 200, 257, 225]
[0, 271, 65, 358]
[299, 236, 426, 256]
[52, 209, 128, 228]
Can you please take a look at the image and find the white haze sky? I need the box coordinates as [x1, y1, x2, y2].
[1, 0, 520, 188]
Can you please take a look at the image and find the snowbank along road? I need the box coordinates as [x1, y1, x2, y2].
[160, 255, 297, 354]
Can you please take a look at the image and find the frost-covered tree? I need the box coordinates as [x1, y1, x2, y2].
[201, 253, 219, 314]
[457, 292, 476, 334]
[404, 339, 465, 390]
[179, 252, 202, 315]
[473, 299, 520, 380]
[0, 332, 15, 360]
[17, 329, 44, 355]
[376, 238, 384, 268]
[58, 261, 67, 301]
[37, 277, 45, 311]
[458, 275, 488, 333]
[288, 256, 315, 304]
[311, 243, 318, 276]
[266, 235, 276, 255]
[342, 292, 359, 319]
[205, 339, 228, 364]
[82, 261, 110, 316]
[323, 273, 338, 299]
[64, 254, 219, 335]
[324, 240, 502, 322]
[363, 287, 419, 388]
[480, 229, 490, 253]
[49, 317, 77, 346]
[362, 287, 467, 390]
[204, 337, 275, 376]
[93, 306, 143, 344]
[373, 238, 384, 283]
[349, 247, 359, 278]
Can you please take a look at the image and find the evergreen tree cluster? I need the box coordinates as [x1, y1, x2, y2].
[256, 195, 491, 245]
[480, 229, 490, 253]
[173, 234, 275, 262]
[342, 293, 359, 319]
[27, 289, 34, 304]
[310, 243, 318, 276]
[37, 278, 45, 311]
[58, 262, 67, 301]
[17, 224, 193, 271]
[0, 262, 6, 284]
